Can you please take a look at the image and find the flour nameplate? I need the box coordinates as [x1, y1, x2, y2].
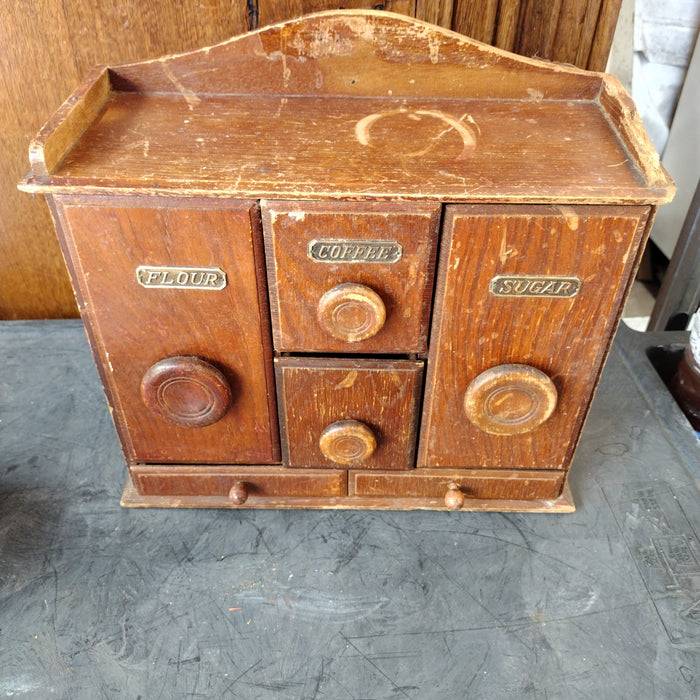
[136, 266, 227, 290]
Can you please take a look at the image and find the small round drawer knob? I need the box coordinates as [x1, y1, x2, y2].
[140, 356, 232, 427]
[317, 283, 386, 342]
[464, 364, 557, 435]
[445, 483, 466, 510]
[319, 419, 377, 465]
[228, 481, 248, 505]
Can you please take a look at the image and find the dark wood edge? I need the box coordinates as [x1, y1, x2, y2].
[416, 204, 456, 468]
[47, 195, 135, 463]
[260, 204, 284, 351]
[248, 202, 282, 462]
[274, 357, 425, 371]
[17, 180, 674, 206]
[28, 66, 111, 182]
[598, 75, 675, 199]
[558, 206, 654, 469]
[121, 474, 575, 512]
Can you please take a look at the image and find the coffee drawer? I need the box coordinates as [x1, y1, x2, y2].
[263, 201, 440, 353]
[275, 357, 424, 469]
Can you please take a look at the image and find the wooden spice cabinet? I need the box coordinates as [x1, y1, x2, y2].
[21, 11, 674, 511]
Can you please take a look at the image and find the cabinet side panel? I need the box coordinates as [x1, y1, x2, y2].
[57, 197, 279, 464]
[418, 204, 649, 469]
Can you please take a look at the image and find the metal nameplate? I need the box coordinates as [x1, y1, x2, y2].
[308, 239, 403, 263]
[489, 275, 582, 298]
[136, 266, 227, 290]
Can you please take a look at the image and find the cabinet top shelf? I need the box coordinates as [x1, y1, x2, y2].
[20, 10, 674, 205]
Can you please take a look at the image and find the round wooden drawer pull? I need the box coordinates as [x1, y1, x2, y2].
[444, 483, 466, 510]
[140, 356, 232, 428]
[319, 419, 377, 465]
[464, 364, 557, 435]
[317, 282, 386, 342]
[228, 481, 249, 505]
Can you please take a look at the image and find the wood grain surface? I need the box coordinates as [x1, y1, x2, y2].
[276, 357, 424, 470]
[263, 201, 440, 353]
[52, 196, 279, 464]
[418, 204, 651, 469]
[131, 465, 347, 498]
[32, 93, 665, 203]
[2, 0, 250, 320]
[350, 468, 566, 500]
[6, 1, 624, 319]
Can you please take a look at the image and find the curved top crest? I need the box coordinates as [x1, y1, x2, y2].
[111, 10, 601, 101]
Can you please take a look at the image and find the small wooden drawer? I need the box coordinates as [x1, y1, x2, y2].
[131, 465, 347, 500]
[276, 357, 424, 469]
[262, 201, 440, 354]
[351, 469, 565, 502]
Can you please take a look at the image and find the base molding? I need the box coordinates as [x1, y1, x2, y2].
[121, 474, 575, 513]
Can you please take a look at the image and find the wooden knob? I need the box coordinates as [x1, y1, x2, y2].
[464, 364, 557, 435]
[317, 283, 386, 342]
[445, 483, 466, 510]
[228, 481, 248, 505]
[319, 419, 377, 464]
[140, 356, 232, 427]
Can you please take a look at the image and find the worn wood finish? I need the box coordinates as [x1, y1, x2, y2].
[139, 356, 233, 428]
[319, 420, 378, 465]
[257, 0, 415, 26]
[131, 465, 346, 498]
[21, 11, 672, 511]
[53, 196, 279, 464]
[263, 201, 439, 353]
[6, 1, 626, 320]
[18, 9, 670, 204]
[122, 470, 575, 512]
[276, 358, 424, 470]
[418, 204, 650, 469]
[350, 468, 566, 500]
[25, 93, 668, 204]
[463, 363, 559, 435]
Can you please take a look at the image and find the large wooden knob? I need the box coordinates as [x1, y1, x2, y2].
[317, 283, 386, 342]
[464, 364, 557, 435]
[319, 419, 377, 464]
[140, 356, 232, 427]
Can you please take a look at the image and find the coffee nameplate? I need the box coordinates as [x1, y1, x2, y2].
[136, 266, 227, 290]
[490, 275, 581, 298]
[308, 239, 403, 263]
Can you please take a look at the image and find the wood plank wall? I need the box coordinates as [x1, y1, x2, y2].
[1, 0, 621, 319]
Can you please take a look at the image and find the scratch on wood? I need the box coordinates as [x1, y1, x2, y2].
[159, 60, 201, 109]
[336, 371, 358, 389]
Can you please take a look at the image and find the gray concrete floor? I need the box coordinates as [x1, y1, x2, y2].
[1, 320, 700, 699]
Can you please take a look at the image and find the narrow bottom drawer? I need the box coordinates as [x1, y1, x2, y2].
[350, 469, 566, 501]
[131, 464, 347, 499]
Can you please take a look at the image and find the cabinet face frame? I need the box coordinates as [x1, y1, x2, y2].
[49, 195, 280, 465]
[20, 11, 674, 511]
